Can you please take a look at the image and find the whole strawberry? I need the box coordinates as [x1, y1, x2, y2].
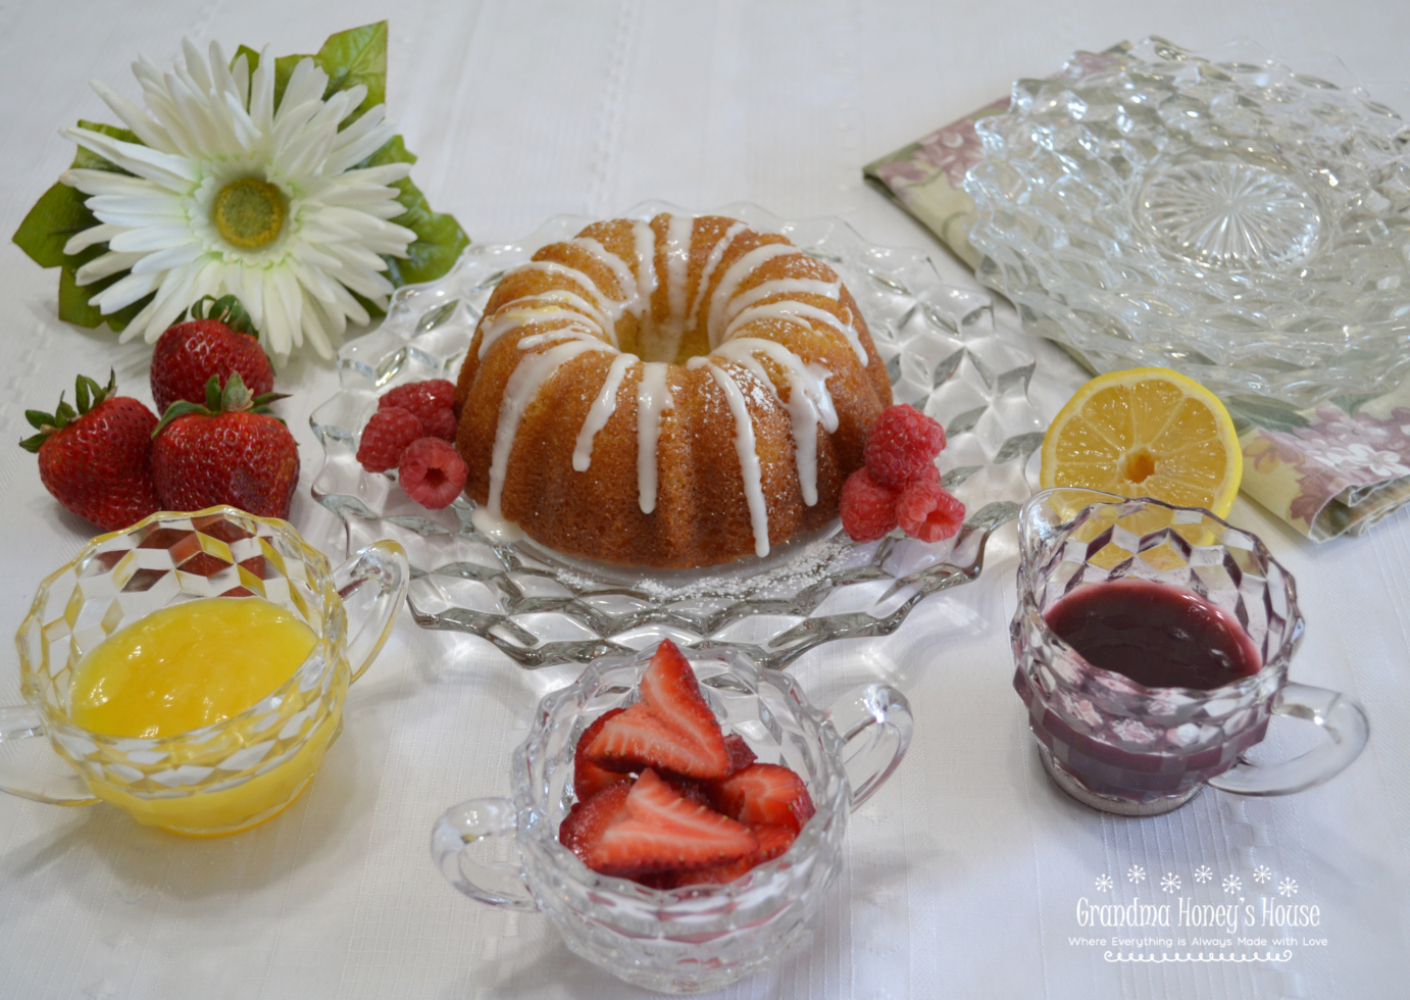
[151, 295, 274, 413]
[151, 373, 299, 519]
[20, 372, 161, 530]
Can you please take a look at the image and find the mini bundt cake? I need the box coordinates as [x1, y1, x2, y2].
[453, 213, 893, 568]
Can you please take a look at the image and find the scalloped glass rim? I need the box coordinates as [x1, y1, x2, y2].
[310, 201, 1042, 669]
[965, 37, 1410, 410]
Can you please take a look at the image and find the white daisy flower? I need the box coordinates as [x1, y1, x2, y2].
[59, 38, 417, 359]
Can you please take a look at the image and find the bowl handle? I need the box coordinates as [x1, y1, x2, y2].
[332, 540, 410, 684]
[1207, 682, 1369, 796]
[431, 797, 539, 911]
[0, 704, 99, 805]
[827, 684, 914, 810]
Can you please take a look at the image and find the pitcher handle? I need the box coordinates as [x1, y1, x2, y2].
[0, 704, 99, 805]
[827, 684, 914, 810]
[431, 797, 539, 911]
[1207, 683, 1369, 796]
[332, 540, 410, 684]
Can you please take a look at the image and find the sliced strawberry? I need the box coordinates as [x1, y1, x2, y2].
[559, 781, 632, 864]
[574, 708, 631, 801]
[668, 823, 798, 887]
[724, 734, 757, 774]
[584, 769, 757, 877]
[712, 763, 816, 835]
[586, 640, 730, 780]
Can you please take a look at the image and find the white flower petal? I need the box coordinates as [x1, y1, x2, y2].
[277, 59, 327, 120]
[230, 51, 250, 108]
[249, 46, 275, 133]
[62, 127, 198, 190]
[140, 262, 206, 340]
[85, 192, 186, 218]
[299, 289, 335, 358]
[91, 268, 162, 312]
[129, 242, 205, 275]
[107, 225, 195, 252]
[64, 222, 124, 256]
[90, 79, 173, 152]
[75, 250, 147, 283]
[181, 38, 212, 93]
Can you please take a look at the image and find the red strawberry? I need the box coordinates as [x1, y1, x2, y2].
[357, 406, 424, 473]
[151, 373, 299, 519]
[398, 437, 469, 509]
[579, 769, 758, 877]
[586, 639, 731, 780]
[724, 734, 757, 774]
[560, 781, 632, 863]
[712, 763, 816, 835]
[150, 296, 274, 413]
[20, 372, 160, 530]
[575, 708, 631, 801]
[668, 823, 797, 887]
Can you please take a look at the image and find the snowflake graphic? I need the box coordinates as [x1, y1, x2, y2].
[1194, 866, 1213, 884]
[1223, 874, 1243, 894]
[1161, 873, 1181, 893]
[1095, 874, 1114, 892]
[1279, 878, 1299, 897]
[1253, 865, 1273, 884]
[1128, 865, 1146, 884]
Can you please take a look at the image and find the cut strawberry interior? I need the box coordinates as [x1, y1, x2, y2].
[712, 763, 817, 835]
[574, 708, 631, 801]
[583, 769, 758, 877]
[668, 823, 798, 887]
[586, 639, 730, 779]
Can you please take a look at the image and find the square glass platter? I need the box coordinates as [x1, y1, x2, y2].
[309, 202, 1043, 668]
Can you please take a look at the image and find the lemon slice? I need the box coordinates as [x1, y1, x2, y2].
[1040, 367, 1243, 517]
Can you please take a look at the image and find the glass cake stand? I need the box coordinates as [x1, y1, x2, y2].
[309, 202, 1043, 668]
[965, 38, 1410, 410]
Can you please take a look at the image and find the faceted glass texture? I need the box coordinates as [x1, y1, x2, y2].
[14, 508, 350, 835]
[1011, 490, 1304, 814]
[965, 37, 1410, 408]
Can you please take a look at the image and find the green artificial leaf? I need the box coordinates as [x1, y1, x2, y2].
[316, 22, 387, 117]
[363, 135, 471, 287]
[12, 122, 138, 267]
[236, 22, 387, 119]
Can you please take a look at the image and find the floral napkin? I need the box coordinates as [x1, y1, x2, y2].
[864, 46, 1410, 542]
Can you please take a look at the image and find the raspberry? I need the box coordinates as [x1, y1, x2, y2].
[839, 467, 900, 542]
[895, 480, 966, 543]
[357, 406, 424, 472]
[864, 404, 946, 487]
[379, 380, 456, 425]
[398, 437, 469, 509]
[419, 405, 459, 441]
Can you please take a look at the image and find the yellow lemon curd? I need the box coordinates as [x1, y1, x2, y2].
[70, 596, 343, 836]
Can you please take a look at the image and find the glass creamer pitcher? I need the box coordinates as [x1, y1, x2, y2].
[4, 507, 408, 836]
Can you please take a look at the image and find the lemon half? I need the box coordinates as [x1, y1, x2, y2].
[1039, 367, 1243, 517]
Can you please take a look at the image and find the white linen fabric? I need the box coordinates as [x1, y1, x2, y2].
[0, 2, 1406, 998]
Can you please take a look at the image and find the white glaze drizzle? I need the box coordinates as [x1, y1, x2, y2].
[488, 337, 613, 513]
[513, 260, 625, 323]
[706, 244, 800, 346]
[710, 337, 838, 506]
[636, 362, 674, 513]
[686, 221, 747, 335]
[483, 291, 615, 350]
[724, 299, 868, 365]
[686, 357, 770, 556]
[568, 238, 640, 316]
[657, 213, 694, 362]
[573, 351, 639, 472]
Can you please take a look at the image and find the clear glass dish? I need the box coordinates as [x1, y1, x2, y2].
[309, 201, 1043, 669]
[965, 37, 1410, 409]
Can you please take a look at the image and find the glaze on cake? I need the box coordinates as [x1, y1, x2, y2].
[453, 213, 892, 568]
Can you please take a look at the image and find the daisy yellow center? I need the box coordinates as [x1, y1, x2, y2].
[212, 178, 286, 248]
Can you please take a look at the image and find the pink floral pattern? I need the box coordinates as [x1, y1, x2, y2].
[1247, 407, 1410, 527]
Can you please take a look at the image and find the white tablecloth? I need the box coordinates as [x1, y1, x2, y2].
[1, 3, 1407, 998]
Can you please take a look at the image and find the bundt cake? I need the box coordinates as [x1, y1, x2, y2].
[453, 213, 893, 568]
